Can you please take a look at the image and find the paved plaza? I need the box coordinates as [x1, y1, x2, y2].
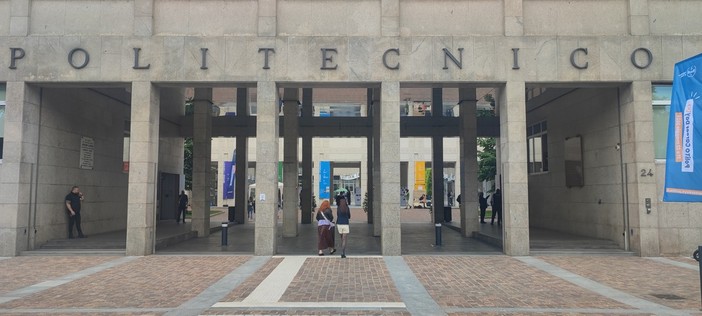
[1, 254, 701, 316]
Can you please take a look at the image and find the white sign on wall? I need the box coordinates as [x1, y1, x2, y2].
[79, 136, 94, 170]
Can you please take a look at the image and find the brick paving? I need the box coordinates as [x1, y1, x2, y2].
[0, 256, 117, 295]
[204, 309, 411, 315]
[447, 313, 652, 316]
[279, 257, 402, 302]
[222, 257, 283, 301]
[541, 256, 701, 310]
[405, 256, 629, 309]
[0, 255, 250, 309]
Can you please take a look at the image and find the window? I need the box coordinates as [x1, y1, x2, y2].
[652, 85, 672, 159]
[527, 121, 548, 174]
[0, 83, 5, 162]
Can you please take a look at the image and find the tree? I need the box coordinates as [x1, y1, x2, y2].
[477, 93, 497, 184]
[184, 99, 194, 190]
[425, 168, 432, 197]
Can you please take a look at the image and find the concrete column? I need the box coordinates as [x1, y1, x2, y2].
[192, 88, 212, 238]
[381, 0, 400, 36]
[234, 88, 249, 224]
[431, 88, 445, 223]
[0, 82, 40, 256]
[255, 81, 279, 255]
[366, 135, 373, 224]
[126, 82, 160, 256]
[258, 0, 276, 36]
[459, 88, 479, 237]
[619, 81, 659, 256]
[380, 82, 401, 256]
[498, 81, 529, 256]
[628, 0, 650, 36]
[300, 89, 313, 224]
[283, 88, 300, 237]
[372, 88, 382, 236]
[133, 0, 154, 36]
[10, 0, 30, 36]
[503, 0, 524, 36]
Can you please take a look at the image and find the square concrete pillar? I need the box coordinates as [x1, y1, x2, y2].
[498, 81, 530, 256]
[191, 88, 212, 238]
[628, 0, 650, 36]
[234, 88, 250, 225]
[300, 89, 313, 224]
[380, 82, 401, 256]
[255, 81, 280, 255]
[0, 82, 40, 256]
[504, 0, 524, 36]
[371, 88, 382, 236]
[619, 81, 659, 256]
[126, 82, 160, 256]
[459, 88, 480, 237]
[258, 0, 277, 36]
[282, 88, 300, 237]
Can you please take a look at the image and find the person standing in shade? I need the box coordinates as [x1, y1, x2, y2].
[315, 200, 336, 256]
[336, 197, 351, 258]
[177, 190, 188, 224]
[65, 186, 86, 239]
[491, 189, 502, 226]
[478, 192, 488, 224]
[247, 195, 255, 221]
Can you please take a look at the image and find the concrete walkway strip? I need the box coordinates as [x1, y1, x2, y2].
[212, 302, 406, 308]
[517, 257, 689, 316]
[648, 257, 699, 271]
[163, 256, 270, 316]
[445, 307, 655, 314]
[243, 256, 306, 304]
[0, 256, 137, 305]
[384, 256, 447, 316]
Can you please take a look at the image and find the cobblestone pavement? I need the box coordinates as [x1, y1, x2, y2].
[1, 254, 701, 315]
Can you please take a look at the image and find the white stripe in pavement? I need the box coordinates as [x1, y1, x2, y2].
[0, 256, 137, 305]
[444, 307, 660, 314]
[164, 256, 271, 316]
[384, 256, 447, 316]
[212, 302, 406, 308]
[517, 257, 689, 316]
[243, 256, 306, 304]
[648, 257, 699, 271]
[0, 257, 9, 261]
[272, 255, 383, 258]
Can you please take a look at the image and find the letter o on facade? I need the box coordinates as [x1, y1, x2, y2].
[68, 48, 90, 69]
[631, 48, 653, 69]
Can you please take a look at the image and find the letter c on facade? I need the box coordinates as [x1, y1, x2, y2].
[383, 48, 400, 70]
[570, 48, 588, 70]
[68, 48, 90, 69]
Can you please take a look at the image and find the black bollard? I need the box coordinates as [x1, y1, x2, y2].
[435, 223, 442, 246]
[221, 222, 229, 246]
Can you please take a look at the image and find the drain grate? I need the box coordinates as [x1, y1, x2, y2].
[651, 293, 685, 300]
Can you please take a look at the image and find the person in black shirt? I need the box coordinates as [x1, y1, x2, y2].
[491, 189, 502, 226]
[177, 191, 188, 223]
[65, 186, 86, 238]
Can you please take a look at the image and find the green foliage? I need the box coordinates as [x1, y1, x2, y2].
[184, 98, 194, 190]
[362, 192, 369, 213]
[478, 137, 496, 183]
[425, 168, 432, 197]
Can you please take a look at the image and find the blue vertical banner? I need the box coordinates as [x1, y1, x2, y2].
[664, 53, 702, 202]
[319, 161, 330, 199]
[223, 161, 235, 199]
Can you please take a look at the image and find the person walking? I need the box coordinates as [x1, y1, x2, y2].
[247, 196, 255, 221]
[65, 186, 86, 239]
[336, 197, 351, 258]
[491, 189, 502, 226]
[478, 192, 488, 224]
[177, 191, 188, 223]
[316, 200, 336, 256]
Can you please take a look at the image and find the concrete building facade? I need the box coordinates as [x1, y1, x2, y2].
[1, 0, 701, 257]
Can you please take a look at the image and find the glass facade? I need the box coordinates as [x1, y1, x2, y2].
[527, 121, 548, 174]
[652, 85, 672, 159]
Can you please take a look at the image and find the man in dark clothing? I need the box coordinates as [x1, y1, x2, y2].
[65, 186, 86, 238]
[177, 191, 188, 223]
[491, 189, 502, 226]
[478, 192, 488, 223]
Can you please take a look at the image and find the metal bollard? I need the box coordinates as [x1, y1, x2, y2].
[696, 246, 702, 310]
[221, 222, 229, 246]
[435, 223, 442, 246]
